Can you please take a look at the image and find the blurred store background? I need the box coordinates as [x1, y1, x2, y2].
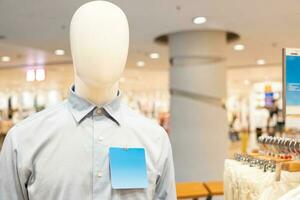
[1, 1, 300, 196]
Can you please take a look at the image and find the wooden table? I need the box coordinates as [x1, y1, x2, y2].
[176, 182, 209, 200]
[204, 181, 224, 200]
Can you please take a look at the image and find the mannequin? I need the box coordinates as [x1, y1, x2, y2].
[0, 1, 176, 200]
[70, 1, 129, 105]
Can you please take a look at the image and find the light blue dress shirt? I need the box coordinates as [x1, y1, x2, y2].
[0, 86, 176, 200]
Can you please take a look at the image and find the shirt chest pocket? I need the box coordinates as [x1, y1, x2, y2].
[114, 172, 157, 200]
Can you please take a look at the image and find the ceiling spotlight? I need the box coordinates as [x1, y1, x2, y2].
[257, 59, 266, 65]
[234, 44, 245, 51]
[1, 56, 10, 62]
[193, 16, 207, 24]
[54, 49, 65, 56]
[136, 61, 145, 67]
[150, 53, 160, 59]
[244, 80, 250, 86]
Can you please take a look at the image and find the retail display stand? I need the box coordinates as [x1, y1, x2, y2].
[250, 153, 300, 170]
[250, 153, 300, 182]
[281, 161, 300, 172]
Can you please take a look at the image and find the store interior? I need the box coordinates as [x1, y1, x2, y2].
[0, 63, 284, 149]
[1, 0, 300, 199]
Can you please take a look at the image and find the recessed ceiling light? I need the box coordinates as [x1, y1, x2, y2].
[1, 56, 10, 62]
[54, 49, 65, 56]
[234, 44, 245, 51]
[257, 59, 266, 65]
[136, 61, 145, 67]
[150, 53, 160, 59]
[244, 80, 250, 86]
[193, 16, 207, 24]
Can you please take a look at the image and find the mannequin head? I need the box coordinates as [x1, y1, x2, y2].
[70, 1, 129, 89]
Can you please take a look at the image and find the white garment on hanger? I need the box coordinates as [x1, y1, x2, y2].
[278, 185, 300, 200]
[224, 160, 273, 200]
[224, 159, 300, 200]
[259, 170, 300, 200]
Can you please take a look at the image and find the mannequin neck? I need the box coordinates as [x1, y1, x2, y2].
[74, 75, 119, 106]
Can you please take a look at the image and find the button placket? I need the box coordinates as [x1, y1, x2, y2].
[93, 117, 109, 184]
[92, 118, 110, 198]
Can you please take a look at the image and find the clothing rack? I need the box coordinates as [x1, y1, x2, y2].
[256, 135, 300, 172]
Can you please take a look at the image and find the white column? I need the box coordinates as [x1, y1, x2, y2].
[168, 30, 229, 181]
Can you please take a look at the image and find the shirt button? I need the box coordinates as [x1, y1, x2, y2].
[97, 171, 102, 177]
[96, 108, 102, 115]
[98, 136, 104, 142]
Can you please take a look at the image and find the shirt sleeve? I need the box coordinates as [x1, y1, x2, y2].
[0, 129, 28, 200]
[154, 131, 177, 200]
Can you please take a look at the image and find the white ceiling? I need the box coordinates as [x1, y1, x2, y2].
[1, 0, 300, 69]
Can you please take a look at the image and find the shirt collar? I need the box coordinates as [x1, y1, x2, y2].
[68, 85, 122, 125]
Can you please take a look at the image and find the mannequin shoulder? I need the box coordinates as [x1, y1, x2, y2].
[120, 104, 168, 138]
[13, 101, 68, 131]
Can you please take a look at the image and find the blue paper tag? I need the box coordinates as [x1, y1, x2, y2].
[109, 147, 148, 189]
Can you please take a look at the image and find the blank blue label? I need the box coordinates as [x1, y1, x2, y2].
[109, 147, 148, 189]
